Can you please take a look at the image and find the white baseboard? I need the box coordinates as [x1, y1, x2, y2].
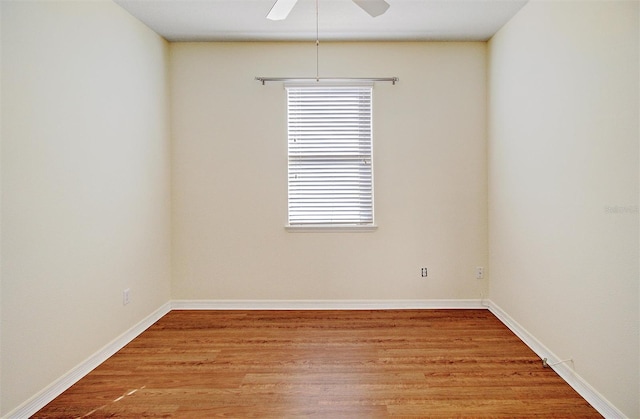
[4, 302, 172, 419]
[487, 301, 625, 419]
[170, 299, 485, 310]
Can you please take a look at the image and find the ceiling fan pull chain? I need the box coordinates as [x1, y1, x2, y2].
[315, 0, 320, 81]
[257, 0, 399, 85]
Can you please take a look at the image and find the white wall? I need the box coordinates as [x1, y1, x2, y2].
[0, 1, 171, 414]
[488, 1, 639, 417]
[170, 42, 488, 302]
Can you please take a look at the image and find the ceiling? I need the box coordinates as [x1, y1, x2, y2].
[114, 0, 528, 42]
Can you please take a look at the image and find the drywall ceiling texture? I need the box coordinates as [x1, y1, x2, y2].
[0, 1, 172, 414]
[488, 1, 639, 417]
[170, 41, 488, 302]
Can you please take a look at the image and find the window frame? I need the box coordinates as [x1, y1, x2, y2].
[285, 83, 377, 232]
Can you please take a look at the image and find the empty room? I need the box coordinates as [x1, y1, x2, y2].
[1, 0, 638, 417]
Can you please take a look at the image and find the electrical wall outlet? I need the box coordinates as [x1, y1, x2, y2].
[476, 267, 484, 279]
[123, 288, 131, 305]
[421, 267, 428, 277]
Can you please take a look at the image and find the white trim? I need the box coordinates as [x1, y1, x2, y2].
[285, 225, 378, 233]
[170, 299, 485, 310]
[487, 301, 626, 419]
[283, 80, 377, 88]
[4, 302, 172, 419]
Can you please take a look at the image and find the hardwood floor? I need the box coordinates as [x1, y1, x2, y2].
[35, 310, 601, 418]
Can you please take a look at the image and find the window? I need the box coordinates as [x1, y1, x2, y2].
[286, 85, 375, 229]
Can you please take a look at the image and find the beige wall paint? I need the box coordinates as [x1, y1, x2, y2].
[170, 42, 488, 301]
[0, 1, 171, 414]
[488, 1, 639, 417]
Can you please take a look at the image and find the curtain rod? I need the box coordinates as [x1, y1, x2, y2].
[255, 77, 399, 85]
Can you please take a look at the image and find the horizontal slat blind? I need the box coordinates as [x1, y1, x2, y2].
[287, 85, 374, 226]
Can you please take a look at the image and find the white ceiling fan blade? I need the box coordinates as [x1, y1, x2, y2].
[267, 0, 299, 21]
[352, 0, 390, 17]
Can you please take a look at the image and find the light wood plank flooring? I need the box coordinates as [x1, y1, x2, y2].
[35, 310, 601, 418]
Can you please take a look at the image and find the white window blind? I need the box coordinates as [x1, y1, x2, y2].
[287, 85, 374, 227]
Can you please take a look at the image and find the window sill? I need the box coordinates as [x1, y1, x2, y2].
[285, 225, 378, 233]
